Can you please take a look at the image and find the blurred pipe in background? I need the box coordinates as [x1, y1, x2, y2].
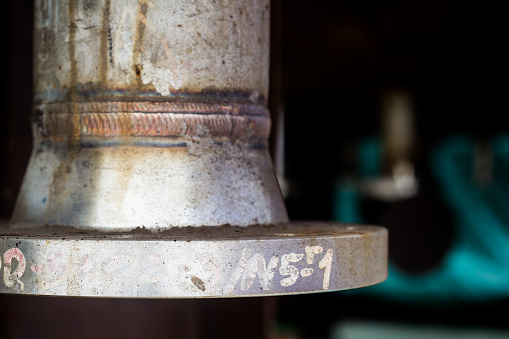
[361, 88, 418, 201]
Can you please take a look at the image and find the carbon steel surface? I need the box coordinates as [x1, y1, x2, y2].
[0, 223, 387, 298]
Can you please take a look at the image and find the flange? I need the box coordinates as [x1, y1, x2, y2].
[0, 223, 386, 298]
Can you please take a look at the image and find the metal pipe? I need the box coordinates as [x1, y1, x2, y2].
[0, 0, 387, 298]
[13, 0, 286, 231]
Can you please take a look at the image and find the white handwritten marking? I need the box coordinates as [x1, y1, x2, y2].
[10, 243, 336, 293]
[305, 245, 323, 264]
[240, 253, 278, 291]
[226, 248, 279, 293]
[300, 268, 314, 277]
[225, 248, 249, 293]
[3, 248, 26, 290]
[279, 253, 304, 287]
[300, 268, 313, 277]
[319, 249, 334, 289]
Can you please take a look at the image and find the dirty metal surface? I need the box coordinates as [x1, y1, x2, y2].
[35, 0, 270, 103]
[3, 0, 389, 298]
[12, 139, 288, 230]
[0, 223, 387, 298]
[15, 0, 286, 231]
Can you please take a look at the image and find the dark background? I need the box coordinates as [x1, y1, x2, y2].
[275, 1, 507, 338]
[1, 0, 507, 338]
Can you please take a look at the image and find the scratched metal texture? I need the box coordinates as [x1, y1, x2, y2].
[0, 223, 387, 298]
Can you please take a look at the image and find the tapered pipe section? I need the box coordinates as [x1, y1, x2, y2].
[12, 0, 287, 230]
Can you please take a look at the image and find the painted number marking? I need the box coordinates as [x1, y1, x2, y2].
[1, 244, 334, 294]
[2, 248, 26, 290]
[279, 253, 304, 287]
[304, 245, 334, 289]
[318, 249, 333, 290]
[226, 248, 279, 293]
[228, 245, 334, 292]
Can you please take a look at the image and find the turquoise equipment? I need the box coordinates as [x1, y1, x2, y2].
[333, 134, 509, 303]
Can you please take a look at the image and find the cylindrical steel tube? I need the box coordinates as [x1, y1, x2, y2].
[12, 0, 287, 231]
[1, 0, 387, 300]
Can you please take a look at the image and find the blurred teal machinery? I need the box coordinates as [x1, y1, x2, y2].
[333, 134, 509, 303]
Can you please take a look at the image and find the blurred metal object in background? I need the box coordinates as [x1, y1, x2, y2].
[361, 89, 418, 201]
[0, 0, 386, 298]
